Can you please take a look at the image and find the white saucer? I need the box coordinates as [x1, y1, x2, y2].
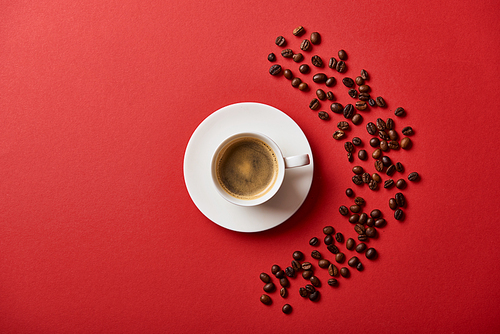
[183, 102, 314, 232]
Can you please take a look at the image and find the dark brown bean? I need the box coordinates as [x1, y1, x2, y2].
[311, 55, 323, 67]
[340, 267, 350, 278]
[293, 53, 304, 62]
[260, 273, 271, 283]
[328, 264, 339, 276]
[376, 96, 386, 107]
[355, 243, 367, 253]
[408, 172, 420, 181]
[269, 64, 282, 76]
[333, 130, 345, 140]
[275, 36, 286, 46]
[293, 26, 305, 36]
[263, 282, 276, 292]
[261, 294, 272, 305]
[346, 238, 355, 250]
[328, 57, 337, 69]
[299, 64, 310, 74]
[313, 73, 327, 83]
[351, 113, 363, 125]
[365, 248, 378, 260]
[310, 32, 321, 45]
[330, 102, 343, 113]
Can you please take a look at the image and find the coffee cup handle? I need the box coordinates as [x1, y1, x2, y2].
[284, 154, 310, 169]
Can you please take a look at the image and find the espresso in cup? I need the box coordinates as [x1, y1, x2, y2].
[216, 137, 279, 200]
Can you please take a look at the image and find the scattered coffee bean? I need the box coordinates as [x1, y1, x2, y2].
[348, 256, 360, 268]
[408, 172, 420, 181]
[338, 50, 347, 60]
[376, 118, 386, 131]
[353, 166, 364, 175]
[358, 150, 368, 160]
[263, 282, 276, 293]
[338, 121, 350, 131]
[268, 53, 276, 62]
[325, 77, 336, 87]
[360, 69, 369, 80]
[282, 303, 293, 314]
[372, 173, 381, 183]
[311, 250, 322, 260]
[374, 218, 386, 228]
[285, 266, 295, 278]
[370, 209, 382, 218]
[309, 290, 320, 301]
[348, 89, 358, 99]
[362, 172, 371, 183]
[368, 180, 378, 190]
[365, 248, 378, 260]
[368, 98, 376, 107]
[396, 179, 407, 189]
[318, 111, 329, 120]
[388, 140, 399, 150]
[356, 262, 364, 271]
[389, 198, 397, 210]
[283, 69, 293, 80]
[309, 237, 319, 246]
[276, 269, 285, 279]
[359, 213, 368, 224]
[280, 287, 287, 298]
[394, 107, 406, 117]
[324, 234, 334, 245]
[269, 64, 282, 76]
[298, 82, 308, 91]
[376, 96, 386, 107]
[372, 148, 382, 159]
[342, 77, 354, 87]
[302, 270, 313, 279]
[293, 53, 304, 62]
[355, 101, 367, 110]
[333, 130, 345, 140]
[370, 137, 380, 147]
[328, 263, 339, 276]
[313, 73, 327, 83]
[339, 205, 349, 216]
[310, 32, 321, 44]
[355, 76, 364, 85]
[352, 137, 362, 146]
[351, 114, 363, 125]
[293, 251, 304, 261]
[260, 273, 271, 283]
[395, 209, 404, 221]
[384, 179, 395, 189]
[335, 232, 344, 243]
[261, 294, 272, 305]
[316, 89, 326, 100]
[330, 102, 343, 114]
[395, 162, 404, 173]
[318, 259, 330, 269]
[323, 226, 335, 235]
[309, 98, 320, 110]
[378, 130, 389, 141]
[311, 55, 323, 67]
[291, 77, 301, 87]
[328, 57, 337, 69]
[401, 137, 412, 149]
[343, 104, 354, 119]
[359, 93, 371, 101]
[293, 26, 305, 36]
[280, 277, 289, 287]
[326, 91, 335, 100]
[381, 156, 392, 167]
[366, 122, 377, 135]
[301, 262, 313, 271]
[354, 224, 365, 235]
[305, 285, 315, 293]
[271, 265, 281, 275]
[380, 140, 389, 151]
[336, 60, 346, 73]
[327, 244, 340, 254]
[310, 276, 321, 287]
[328, 278, 339, 287]
[356, 243, 367, 253]
[359, 84, 370, 93]
[291, 260, 301, 271]
[346, 188, 354, 197]
[365, 227, 377, 238]
[340, 267, 350, 278]
[386, 164, 396, 176]
[275, 36, 286, 46]
[349, 214, 360, 224]
[299, 287, 309, 297]
[402, 126, 414, 136]
[335, 252, 345, 263]
[352, 175, 363, 185]
[395, 192, 406, 207]
[299, 64, 310, 74]
[281, 49, 293, 58]
[374, 160, 384, 172]
[354, 196, 365, 206]
[300, 39, 311, 51]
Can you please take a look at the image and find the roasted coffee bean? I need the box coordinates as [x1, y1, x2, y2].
[351, 114, 363, 125]
[394, 107, 406, 117]
[323, 226, 335, 235]
[352, 137, 362, 146]
[401, 137, 412, 150]
[309, 290, 320, 302]
[402, 126, 414, 136]
[395, 162, 404, 173]
[368, 180, 378, 190]
[354, 196, 365, 206]
[386, 118, 394, 130]
[310, 276, 321, 287]
[291, 77, 302, 87]
[311, 55, 323, 67]
[372, 173, 381, 183]
[346, 188, 354, 197]
[327, 56, 337, 69]
[340, 267, 350, 278]
[372, 148, 382, 159]
[313, 73, 327, 83]
[302, 270, 313, 279]
[261, 294, 272, 305]
[336, 60, 346, 73]
[355, 100, 368, 111]
[281, 49, 293, 58]
[309, 98, 320, 110]
[335, 233, 345, 243]
[356, 243, 367, 253]
[348, 256, 360, 268]
[301, 262, 313, 271]
[338, 49, 347, 60]
[395, 209, 404, 221]
[357, 150, 367, 161]
[374, 218, 386, 228]
[280, 287, 287, 298]
[283, 69, 293, 80]
[282, 304, 293, 314]
[386, 164, 396, 176]
[370, 209, 382, 218]
[344, 239, 355, 251]
[343, 104, 354, 119]
[305, 284, 315, 293]
[269, 64, 282, 76]
[271, 265, 281, 275]
[325, 77, 336, 87]
[268, 53, 276, 62]
[354, 224, 365, 235]
[352, 175, 363, 185]
[298, 82, 308, 91]
[276, 270, 285, 279]
[349, 214, 360, 224]
[408, 172, 420, 181]
[389, 198, 397, 210]
[378, 130, 389, 141]
[328, 278, 339, 287]
[380, 140, 389, 151]
[359, 84, 370, 93]
[374, 160, 384, 172]
[316, 89, 326, 100]
[396, 179, 407, 189]
[328, 263, 339, 276]
[292, 260, 301, 271]
[330, 102, 343, 113]
[260, 273, 271, 283]
[376, 96, 386, 107]
[310, 32, 321, 44]
[381, 156, 392, 167]
[355, 76, 364, 86]
[365, 248, 378, 260]
[388, 140, 399, 150]
[342, 77, 354, 87]
[376, 118, 386, 131]
[359, 94, 371, 103]
[324, 234, 334, 245]
[311, 250, 322, 260]
[370, 137, 380, 147]
[318, 259, 330, 269]
[299, 287, 309, 297]
[280, 277, 289, 287]
[339, 205, 349, 216]
[326, 91, 335, 100]
[300, 39, 311, 51]
[395, 192, 406, 207]
[358, 233, 367, 240]
[263, 282, 276, 293]
[368, 98, 376, 107]
[293, 53, 304, 62]
[318, 111, 329, 120]
[338, 121, 350, 131]
[365, 227, 377, 238]
[362, 172, 371, 183]
[293, 26, 305, 36]
[285, 266, 295, 278]
[275, 36, 286, 46]
[335, 252, 345, 263]
[333, 130, 345, 140]
[348, 89, 358, 99]
[359, 213, 368, 225]
[384, 179, 395, 189]
[366, 122, 377, 135]
[327, 244, 340, 254]
[293, 251, 304, 261]
[356, 262, 364, 271]
[299, 64, 310, 74]
[344, 142, 354, 153]
[360, 69, 369, 80]
[309, 237, 319, 246]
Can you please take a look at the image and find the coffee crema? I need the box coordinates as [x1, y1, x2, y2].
[216, 137, 278, 200]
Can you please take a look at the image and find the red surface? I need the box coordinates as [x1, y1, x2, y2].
[1, 1, 500, 333]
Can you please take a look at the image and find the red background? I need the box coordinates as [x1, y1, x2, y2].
[1, 0, 500, 333]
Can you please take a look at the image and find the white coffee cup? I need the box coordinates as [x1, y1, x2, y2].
[211, 132, 310, 206]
